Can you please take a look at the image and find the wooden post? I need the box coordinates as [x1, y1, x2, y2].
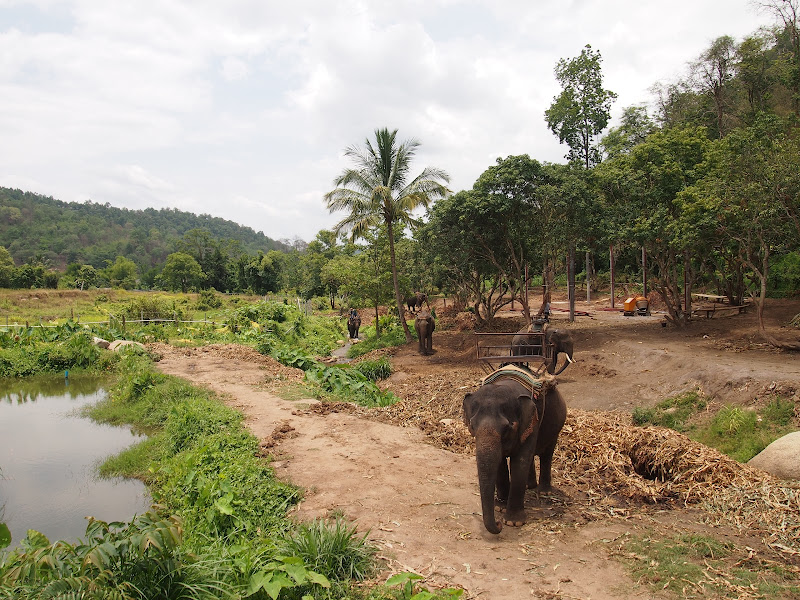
[642, 246, 648, 297]
[585, 250, 591, 303]
[609, 244, 615, 309]
[568, 246, 576, 322]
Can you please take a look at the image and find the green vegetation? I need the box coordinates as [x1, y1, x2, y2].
[0, 344, 456, 600]
[695, 398, 796, 462]
[347, 320, 408, 359]
[633, 391, 796, 462]
[271, 346, 398, 408]
[618, 532, 799, 599]
[631, 390, 707, 432]
[280, 519, 375, 582]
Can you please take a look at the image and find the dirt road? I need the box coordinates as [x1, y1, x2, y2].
[152, 297, 800, 599]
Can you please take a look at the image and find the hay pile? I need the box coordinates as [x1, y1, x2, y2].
[359, 370, 800, 557]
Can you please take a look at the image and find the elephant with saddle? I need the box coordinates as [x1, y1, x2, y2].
[511, 324, 574, 375]
[463, 370, 567, 534]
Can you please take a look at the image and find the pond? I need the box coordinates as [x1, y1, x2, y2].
[0, 375, 151, 548]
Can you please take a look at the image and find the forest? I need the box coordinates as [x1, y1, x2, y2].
[1, 5, 800, 342]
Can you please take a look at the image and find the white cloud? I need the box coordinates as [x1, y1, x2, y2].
[0, 0, 778, 242]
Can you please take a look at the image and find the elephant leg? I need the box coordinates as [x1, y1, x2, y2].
[535, 443, 558, 492]
[504, 452, 534, 526]
[527, 456, 538, 490]
[495, 457, 510, 505]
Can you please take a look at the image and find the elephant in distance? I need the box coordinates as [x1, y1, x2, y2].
[414, 310, 435, 355]
[347, 309, 361, 339]
[405, 291, 428, 313]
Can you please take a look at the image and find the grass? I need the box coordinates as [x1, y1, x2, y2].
[632, 391, 797, 462]
[280, 518, 376, 582]
[347, 323, 408, 358]
[618, 531, 800, 599]
[1, 329, 458, 600]
[694, 397, 796, 462]
[631, 389, 707, 432]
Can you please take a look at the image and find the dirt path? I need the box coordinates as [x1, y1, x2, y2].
[152, 298, 800, 599]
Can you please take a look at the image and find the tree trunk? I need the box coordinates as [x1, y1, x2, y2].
[387, 221, 413, 342]
[568, 245, 576, 322]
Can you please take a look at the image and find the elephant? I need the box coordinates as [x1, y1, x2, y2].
[414, 310, 435, 355]
[404, 291, 428, 313]
[463, 376, 567, 534]
[511, 325, 574, 375]
[347, 309, 361, 339]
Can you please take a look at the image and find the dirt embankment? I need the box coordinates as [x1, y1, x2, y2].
[150, 297, 800, 600]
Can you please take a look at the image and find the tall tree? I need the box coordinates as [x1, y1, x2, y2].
[737, 32, 779, 118]
[159, 252, 205, 293]
[325, 128, 450, 342]
[758, 0, 800, 115]
[692, 35, 739, 138]
[682, 115, 800, 348]
[600, 105, 657, 160]
[545, 44, 618, 169]
[596, 126, 712, 326]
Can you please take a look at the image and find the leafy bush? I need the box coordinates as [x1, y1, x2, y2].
[227, 300, 295, 330]
[120, 295, 187, 322]
[194, 288, 223, 311]
[305, 364, 398, 407]
[0, 513, 218, 600]
[769, 251, 800, 298]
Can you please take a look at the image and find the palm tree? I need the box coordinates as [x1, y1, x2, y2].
[325, 128, 450, 342]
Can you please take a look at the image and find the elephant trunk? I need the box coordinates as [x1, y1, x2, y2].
[475, 429, 503, 534]
[553, 351, 573, 375]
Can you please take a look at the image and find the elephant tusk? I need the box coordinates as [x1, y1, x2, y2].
[566, 355, 574, 363]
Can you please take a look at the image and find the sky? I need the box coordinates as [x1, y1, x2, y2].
[0, 0, 779, 243]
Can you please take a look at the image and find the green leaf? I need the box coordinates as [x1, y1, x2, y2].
[306, 570, 331, 588]
[0, 522, 11, 548]
[386, 572, 424, 587]
[215, 493, 235, 516]
[247, 570, 271, 594]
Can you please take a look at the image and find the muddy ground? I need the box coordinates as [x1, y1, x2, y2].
[151, 296, 800, 600]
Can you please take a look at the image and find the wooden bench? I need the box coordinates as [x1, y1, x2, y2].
[692, 303, 749, 319]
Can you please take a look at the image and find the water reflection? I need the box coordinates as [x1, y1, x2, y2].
[0, 375, 151, 548]
[0, 374, 105, 405]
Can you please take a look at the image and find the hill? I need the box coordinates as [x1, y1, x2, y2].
[0, 187, 289, 270]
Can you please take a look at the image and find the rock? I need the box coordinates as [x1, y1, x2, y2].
[748, 431, 800, 480]
[92, 336, 110, 349]
[108, 340, 146, 352]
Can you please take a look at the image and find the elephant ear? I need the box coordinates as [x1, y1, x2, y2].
[518, 394, 539, 444]
[462, 393, 476, 435]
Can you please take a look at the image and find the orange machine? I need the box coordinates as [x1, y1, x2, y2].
[623, 296, 649, 316]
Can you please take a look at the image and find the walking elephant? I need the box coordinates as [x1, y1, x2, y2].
[511, 325, 574, 375]
[414, 310, 435, 355]
[347, 309, 361, 339]
[463, 374, 567, 534]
